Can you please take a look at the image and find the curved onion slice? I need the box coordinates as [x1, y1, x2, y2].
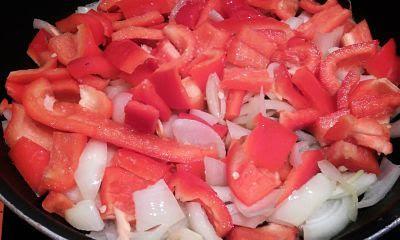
[168, 228, 203, 240]
[226, 204, 266, 229]
[114, 208, 131, 240]
[44, 95, 56, 111]
[74, 139, 108, 200]
[330, 172, 377, 199]
[185, 202, 221, 240]
[190, 109, 220, 125]
[169, 0, 188, 20]
[65, 187, 83, 204]
[289, 141, 311, 167]
[390, 119, 400, 138]
[303, 197, 352, 240]
[33, 18, 61, 36]
[295, 130, 317, 144]
[267, 62, 281, 79]
[226, 120, 251, 140]
[209, 9, 224, 22]
[87, 221, 118, 240]
[65, 200, 105, 231]
[76, 1, 100, 13]
[269, 173, 335, 226]
[358, 158, 400, 208]
[172, 119, 226, 158]
[211, 186, 233, 203]
[284, 17, 304, 30]
[105, 83, 131, 100]
[111, 92, 132, 124]
[158, 115, 178, 138]
[265, 100, 295, 112]
[134, 179, 185, 231]
[204, 157, 227, 186]
[313, 26, 344, 57]
[206, 73, 225, 120]
[234, 189, 282, 218]
[131, 225, 169, 240]
[318, 160, 343, 182]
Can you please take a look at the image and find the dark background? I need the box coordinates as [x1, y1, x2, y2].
[0, 0, 399, 239]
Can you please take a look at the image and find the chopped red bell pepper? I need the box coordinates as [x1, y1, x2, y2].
[152, 39, 181, 64]
[48, 33, 78, 65]
[247, 0, 299, 20]
[168, 172, 233, 237]
[298, 0, 338, 14]
[87, 9, 114, 38]
[336, 69, 360, 110]
[193, 21, 231, 55]
[244, 115, 297, 171]
[196, 0, 223, 27]
[75, 24, 102, 58]
[124, 100, 160, 134]
[42, 132, 87, 192]
[175, 0, 206, 29]
[227, 224, 298, 240]
[9, 137, 50, 195]
[119, 59, 159, 86]
[27, 29, 52, 66]
[222, 67, 273, 93]
[182, 76, 205, 110]
[112, 11, 164, 30]
[341, 20, 373, 46]
[112, 149, 171, 182]
[279, 108, 320, 131]
[42, 192, 74, 217]
[116, 0, 176, 18]
[226, 90, 246, 120]
[77, 75, 110, 91]
[237, 26, 278, 59]
[67, 54, 120, 79]
[176, 161, 206, 180]
[112, 26, 164, 41]
[220, 0, 262, 20]
[79, 85, 113, 118]
[227, 38, 269, 69]
[310, 109, 350, 145]
[22, 78, 217, 163]
[291, 67, 336, 115]
[323, 114, 355, 143]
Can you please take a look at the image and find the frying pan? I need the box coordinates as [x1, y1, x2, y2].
[0, 1, 399, 239]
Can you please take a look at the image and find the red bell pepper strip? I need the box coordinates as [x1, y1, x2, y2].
[175, 0, 205, 29]
[227, 38, 269, 69]
[196, 0, 223, 27]
[320, 41, 378, 95]
[7, 57, 57, 84]
[277, 150, 323, 204]
[111, 26, 164, 41]
[220, 0, 263, 20]
[325, 140, 380, 174]
[116, 0, 176, 18]
[67, 54, 120, 79]
[193, 21, 231, 55]
[341, 20, 373, 46]
[42, 192, 74, 217]
[273, 64, 311, 109]
[124, 100, 160, 134]
[227, 224, 298, 240]
[22, 78, 216, 163]
[79, 85, 113, 118]
[176, 161, 205, 180]
[236, 26, 278, 59]
[76, 24, 102, 58]
[310, 109, 349, 145]
[112, 149, 171, 182]
[104, 40, 150, 74]
[152, 39, 181, 64]
[279, 108, 320, 131]
[352, 133, 392, 155]
[4, 104, 53, 151]
[112, 11, 164, 30]
[244, 115, 297, 171]
[298, 0, 338, 14]
[278, 161, 292, 182]
[222, 67, 273, 93]
[48, 33, 78, 65]
[336, 69, 360, 110]
[365, 39, 399, 85]
[87, 10, 114, 38]
[119, 59, 159, 86]
[131, 79, 172, 121]
[168, 172, 233, 237]
[9, 137, 50, 195]
[225, 90, 246, 120]
[291, 67, 336, 114]
[297, 4, 351, 39]
[42, 132, 87, 192]
[27, 29, 52, 66]
[100, 167, 151, 220]
[246, 0, 299, 20]
[100, 12, 124, 22]
[77, 75, 110, 91]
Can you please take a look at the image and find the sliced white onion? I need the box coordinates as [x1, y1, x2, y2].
[159, 115, 178, 138]
[76, 1, 100, 13]
[358, 158, 400, 208]
[234, 189, 282, 218]
[169, 0, 188, 20]
[313, 26, 344, 57]
[111, 92, 132, 124]
[265, 99, 295, 112]
[2, 108, 12, 121]
[185, 202, 221, 240]
[211, 186, 233, 203]
[44, 95, 56, 111]
[390, 119, 400, 138]
[318, 160, 343, 182]
[298, 11, 311, 23]
[331, 172, 377, 199]
[172, 119, 226, 158]
[226, 204, 266, 228]
[79, 85, 111, 114]
[295, 130, 317, 144]
[167, 227, 203, 240]
[105, 84, 130, 100]
[237, 92, 265, 128]
[360, 74, 377, 81]
[204, 157, 227, 186]
[114, 208, 131, 240]
[209, 9, 224, 22]
[87, 221, 118, 240]
[266, 62, 281, 79]
[74, 139, 108, 200]
[190, 109, 220, 125]
[134, 179, 185, 231]
[284, 17, 304, 30]
[1, 121, 8, 132]
[33, 18, 61, 36]
[226, 120, 251, 140]
[65, 200, 104, 231]
[131, 225, 170, 240]
[303, 197, 352, 240]
[206, 73, 225, 120]
[65, 187, 83, 204]
[269, 173, 335, 226]
[289, 141, 310, 167]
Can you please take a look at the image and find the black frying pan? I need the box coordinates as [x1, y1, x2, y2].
[0, 1, 399, 239]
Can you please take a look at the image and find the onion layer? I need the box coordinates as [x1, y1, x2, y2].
[204, 157, 227, 186]
[185, 202, 222, 240]
[65, 200, 105, 231]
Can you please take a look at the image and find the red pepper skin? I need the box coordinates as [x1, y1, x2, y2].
[76, 24, 102, 58]
[336, 69, 360, 110]
[113, 11, 164, 30]
[298, 0, 337, 14]
[246, 0, 299, 20]
[120, 59, 159, 86]
[67, 54, 120, 79]
[292, 68, 336, 115]
[48, 33, 78, 65]
[310, 109, 350, 145]
[77, 75, 110, 91]
[131, 79, 172, 121]
[227, 224, 298, 240]
[104, 40, 150, 74]
[222, 67, 273, 93]
[27, 29, 52, 66]
[226, 90, 246, 120]
[227, 38, 269, 69]
[42, 192, 74, 217]
[87, 10, 114, 38]
[193, 21, 231, 55]
[365, 39, 399, 85]
[341, 20, 372, 46]
[9, 137, 50, 195]
[236, 26, 278, 59]
[116, 0, 176, 18]
[124, 100, 160, 134]
[168, 172, 233, 237]
[42, 132, 87, 192]
[176, 161, 206, 180]
[279, 108, 320, 131]
[22, 78, 216, 163]
[320, 41, 378, 95]
[111, 26, 164, 41]
[175, 0, 205, 29]
[163, 24, 196, 68]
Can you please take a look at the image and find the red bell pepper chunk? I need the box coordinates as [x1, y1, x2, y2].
[175, 0, 206, 29]
[79, 85, 113, 118]
[227, 224, 298, 240]
[292, 68, 336, 114]
[182, 77, 206, 110]
[124, 100, 160, 134]
[341, 20, 373, 46]
[246, 0, 299, 20]
[196, 0, 223, 27]
[119, 59, 159, 86]
[298, 0, 338, 14]
[9, 137, 50, 195]
[336, 69, 360, 110]
[98, 0, 122, 11]
[352, 133, 392, 155]
[76, 24, 102, 58]
[111, 26, 164, 41]
[320, 41, 378, 95]
[273, 64, 311, 109]
[67, 54, 120, 79]
[226, 90, 246, 120]
[42, 132, 87, 192]
[42, 192, 74, 217]
[163, 24, 196, 68]
[227, 142, 282, 206]
[100, 167, 151, 220]
[131, 79, 172, 121]
[193, 21, 231, 55]
[176, 161, 205, 180]
[22, 78, 217, 163]
[48, 33, 78, 65]
[116, 0, 176, 18]
[150, 65, 192, 110]
[310, 109, 350, 145]
[279, 108, 320, 131]
[100, 12, 124, 22]
[112, 149, 171, 182]
[7, 57, 57, 84]
[323, 114, 355, 143]
[104, 40, 150, 74]
[4, 104, 53, 151]
[236, 26, 278, 59]
[277, 150, 323, 204]
[168, 172, 233, 237]
[87, 10, 114, 38]
[325, 140, 380, 174]
[365, 39, 399, 84]
[112, 11, 164, 30]
[77, 75, 110, 91]
[278, 161, 293, 182]
[227, 38, 269, 69]
[220, 0, 262, 20]
[297, 5, 351, 39]
[222, 67, 273, 93]
[152, 39, 181, 64]
[244, 115, 297, 171]
[178, 113, 228, 138]
[27, 29, 52, 66]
